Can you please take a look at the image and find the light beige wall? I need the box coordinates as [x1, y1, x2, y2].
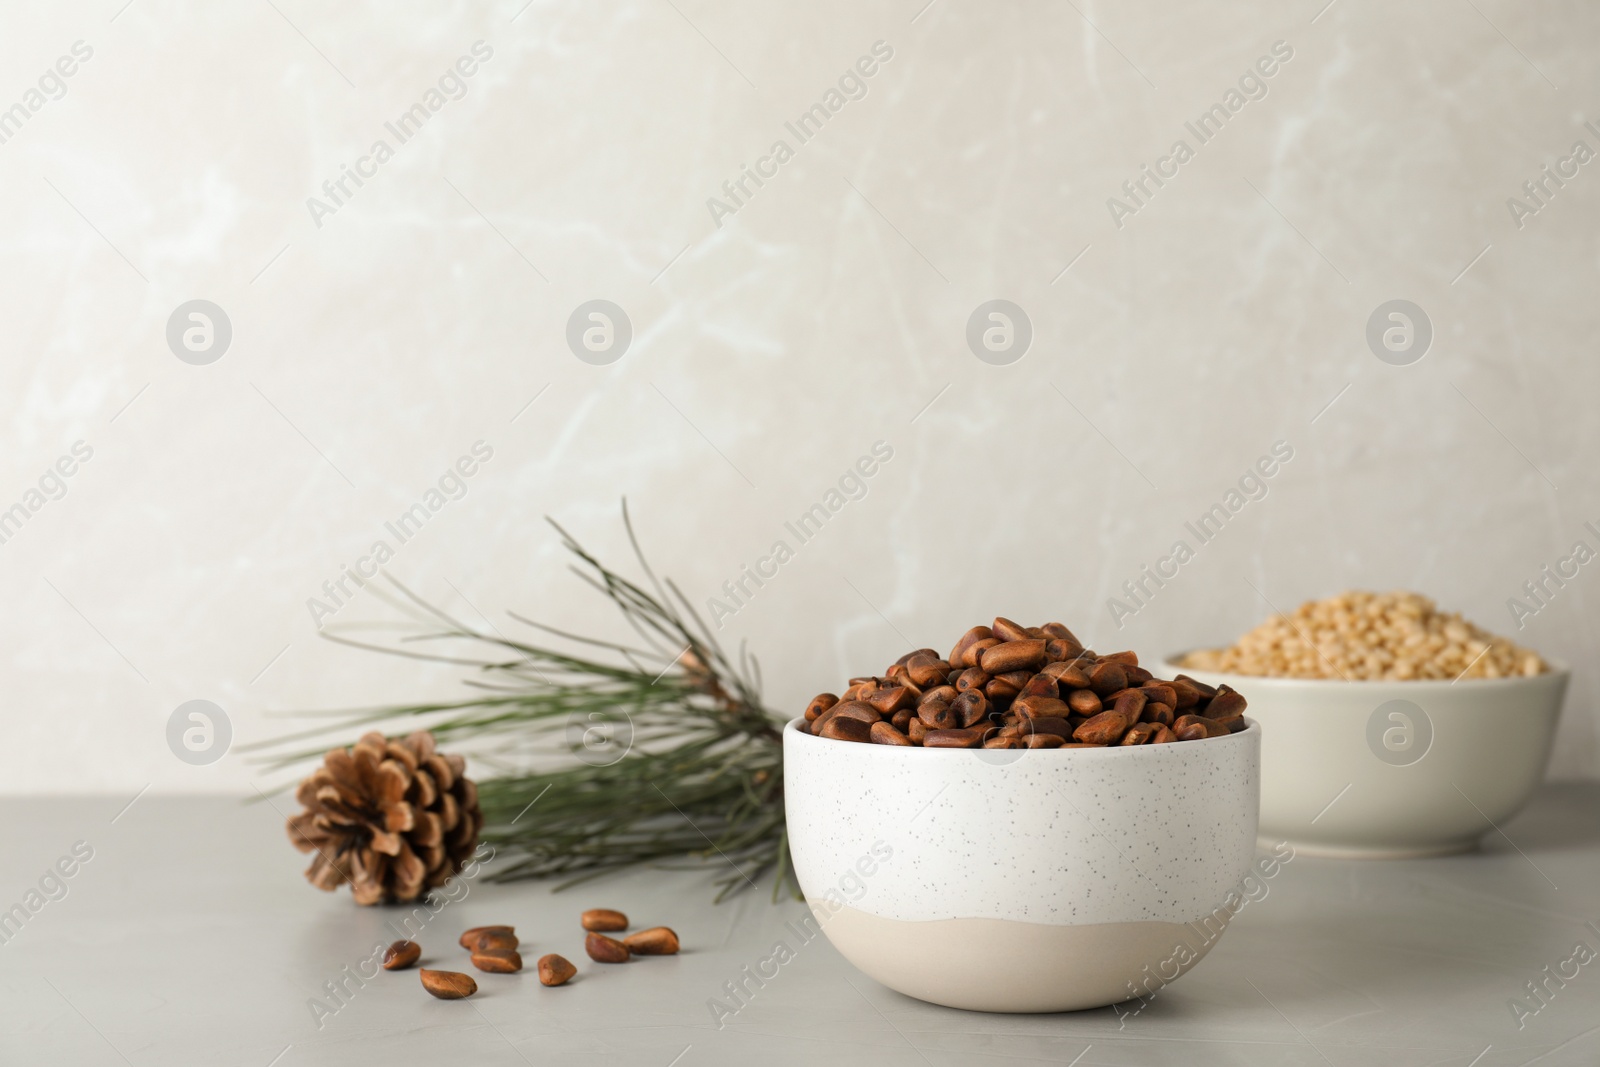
[1, 0, 1596, 791]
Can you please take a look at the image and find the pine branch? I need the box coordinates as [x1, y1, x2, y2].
[251, 501, 797, 901]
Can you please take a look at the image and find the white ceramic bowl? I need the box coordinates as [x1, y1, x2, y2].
[782, 718, 1260, 1012]
[1165, 655, 1569, 858]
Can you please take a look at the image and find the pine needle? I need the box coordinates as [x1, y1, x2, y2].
[252, 501, 797, 901]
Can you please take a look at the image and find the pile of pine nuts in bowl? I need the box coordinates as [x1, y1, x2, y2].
[800, 617, 1249, 749]
[1171, 591, 1566, 858]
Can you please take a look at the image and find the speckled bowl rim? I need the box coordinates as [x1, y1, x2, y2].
[784, 715, 1260, 753]
[1162, 652, 1570, 693]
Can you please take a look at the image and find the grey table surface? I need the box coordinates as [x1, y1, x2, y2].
[1, 787, 1598, 1067]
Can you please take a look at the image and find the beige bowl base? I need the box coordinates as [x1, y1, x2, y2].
[816, 904, 1230, 1013]
[1263, 834, 1482, 860]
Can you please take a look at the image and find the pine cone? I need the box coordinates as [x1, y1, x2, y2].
[286, 730, 481, 906]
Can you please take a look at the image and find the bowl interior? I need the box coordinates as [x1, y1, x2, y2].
[785, 714, 1261, 753]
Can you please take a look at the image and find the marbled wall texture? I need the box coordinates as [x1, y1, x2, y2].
[2, 0, 1597, 792]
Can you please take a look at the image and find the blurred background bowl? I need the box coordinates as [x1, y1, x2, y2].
[783, 718, 1260, 1012]
[1165, 655, 1568, 858]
